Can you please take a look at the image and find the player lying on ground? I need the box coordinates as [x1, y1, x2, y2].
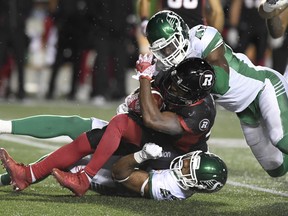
[0, 143, 227, 200]
[0, 57, 217, 197]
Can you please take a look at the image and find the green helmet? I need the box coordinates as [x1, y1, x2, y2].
[146, 10, 190, 67]
[170, 151, 228, 192]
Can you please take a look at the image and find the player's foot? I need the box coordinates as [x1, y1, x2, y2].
[52, 168, 90, 197]
[0, 148, 30, 191]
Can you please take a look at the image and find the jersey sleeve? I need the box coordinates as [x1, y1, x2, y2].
[176, 96, 216, 135]
[201, 26, 224, 58]
[190, 25, 224, 59]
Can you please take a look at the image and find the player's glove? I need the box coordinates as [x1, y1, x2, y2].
[263, 0, 288, 12]
[132, 53, 157, 81]
[116, 103, 129, 114]
[134, 143, 163, 163]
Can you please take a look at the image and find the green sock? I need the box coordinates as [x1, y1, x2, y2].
[12, 115, 92, 140]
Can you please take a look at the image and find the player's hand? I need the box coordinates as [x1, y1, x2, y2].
[132, 53, 156, 81]
[142, 143, 163, 159]
[263, 0, 288, 12]
[116, 103, 128, 114]
[134, 143, 163, 163]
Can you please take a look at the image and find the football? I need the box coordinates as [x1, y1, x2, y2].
[125, 88, 164, 114]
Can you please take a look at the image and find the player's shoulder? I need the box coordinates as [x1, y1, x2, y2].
[189, 25, 220, 39]
[178, 94, 215, 116]
[189, 25, 223, 57]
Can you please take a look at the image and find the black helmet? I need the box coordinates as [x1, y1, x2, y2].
[161, 57, 215, 106]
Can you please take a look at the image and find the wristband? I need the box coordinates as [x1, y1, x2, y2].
[134, 151, 145, 163]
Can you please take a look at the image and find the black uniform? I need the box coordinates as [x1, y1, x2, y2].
[162, 0, 206, 28]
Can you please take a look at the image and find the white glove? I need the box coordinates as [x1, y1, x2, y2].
[134, 143, 163, 163]
[226, 27, 239, 49]
[263, 0, 288, 12]
[132, 53, 157, 81]
[116, 103, 128, 114]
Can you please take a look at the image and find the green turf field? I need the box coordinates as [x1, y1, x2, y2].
[0, 101, 287, 216]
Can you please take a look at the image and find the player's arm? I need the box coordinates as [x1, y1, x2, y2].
[206, 44, 229, 74]
[228, 0, 242, 28]
[133, 54, 184, 135]
[138, 0, 162, 35]
[206, 0, 225, 33]
[258, 0, 288, 19]
[259, 1, 288, 38]
[139, 78, 184, 135]
[112, 143, 162, 197]
[205, 44, 230, 95]
[112, 154, 149, 195]
[266, 8, 288, 38]
[138, 0, 150, 20]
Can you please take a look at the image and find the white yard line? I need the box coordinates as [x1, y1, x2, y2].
[227, 181, 288, 197]
[1, 135, 287, 197]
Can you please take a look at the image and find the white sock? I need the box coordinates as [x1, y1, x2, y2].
[0, 120, 12, 134]
[30, 166, 36, 183]
[82, 170, 92, 183]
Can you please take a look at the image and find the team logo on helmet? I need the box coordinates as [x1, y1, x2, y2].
[199, 179, 224, 192]
[166, 13, 182, 31]
[199, 70, 215, 90]
[199, 119, 210, 131]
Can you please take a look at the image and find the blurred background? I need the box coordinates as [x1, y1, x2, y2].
[0, 0, 286, 106]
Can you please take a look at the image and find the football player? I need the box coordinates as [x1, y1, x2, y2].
[0, 57, 217, 197]
[110, 143, 227, 200]
[2, 56, 216, 196]
[144, 10, 288, 178]
[0, 143, 228, 200]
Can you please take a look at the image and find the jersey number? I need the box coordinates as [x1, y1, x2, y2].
[167, 0, 199, 9]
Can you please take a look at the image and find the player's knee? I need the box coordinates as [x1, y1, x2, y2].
[67, 115, 88, 124]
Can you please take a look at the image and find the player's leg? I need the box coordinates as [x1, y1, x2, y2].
[258, 74, 288, 154]
[240, 122, 287, 177]
[239, 75, 288, 177]
[0, 115, 93, 140]
[52, 114, 143, 196]
[0, 132, 95, 191]
[0, 153, 50, 186]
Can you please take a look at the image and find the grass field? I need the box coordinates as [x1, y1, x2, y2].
[0, 100, 288, 216]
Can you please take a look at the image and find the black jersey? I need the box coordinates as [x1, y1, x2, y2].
[162, 0, 206, 28]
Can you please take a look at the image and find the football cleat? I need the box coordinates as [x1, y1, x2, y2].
[0, 148, 30, 191]
[52, 168, 90, 197]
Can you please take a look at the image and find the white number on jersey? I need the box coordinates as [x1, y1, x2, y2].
[167, 0, 199, 9]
